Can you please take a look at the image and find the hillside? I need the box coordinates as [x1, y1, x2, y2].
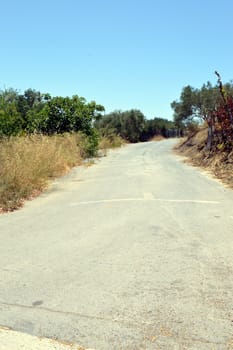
[175, 126, 233, 188]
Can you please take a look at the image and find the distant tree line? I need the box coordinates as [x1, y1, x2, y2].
[0, 87, 178, 152]
[95, 110, 177, 143]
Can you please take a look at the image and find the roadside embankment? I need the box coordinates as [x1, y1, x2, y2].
[175, 126, 233, 188]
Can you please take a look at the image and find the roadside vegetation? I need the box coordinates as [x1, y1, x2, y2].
[0, 88, 120, 212]
[172, 72, 233, 188]
[0, 134, 82, 211]
[0, 132, 124, 212]
[3, 71, 232, 212]
[0, 87, 177, 212]
[95, 109, 178, 142]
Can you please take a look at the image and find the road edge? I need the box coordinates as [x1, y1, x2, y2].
[0, 326, 95, 350]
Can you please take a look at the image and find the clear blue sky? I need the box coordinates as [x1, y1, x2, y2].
[1, 0, 233, 120]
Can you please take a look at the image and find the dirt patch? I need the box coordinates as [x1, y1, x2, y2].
[174, 127, 233, 189]
[150, 135, 166, 142]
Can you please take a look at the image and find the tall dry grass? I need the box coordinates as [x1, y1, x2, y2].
[98, 135, 124, 155]
[0, 133, 84, 211]
[0, 133, 125, 212]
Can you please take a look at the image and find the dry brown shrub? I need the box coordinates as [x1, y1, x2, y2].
[175, 126, 233, 188]
[150, 135, 165, 141]
[98, 135, 124, 156]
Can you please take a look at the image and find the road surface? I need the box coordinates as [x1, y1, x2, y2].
[0, 139, 233, 350]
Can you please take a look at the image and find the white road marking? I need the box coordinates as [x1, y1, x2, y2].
[143, 192, 154, 200]
[74, 176, 125, 183]
[70, 198, 220, 206]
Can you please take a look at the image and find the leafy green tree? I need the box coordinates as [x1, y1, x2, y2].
[70, 96, 104, 134]
[171, 80, 233, 126]
[0, 86, 104, 152]
[121, 110, 146, 142]
[0, 89, 23, 137]
[94, 111, 122, 137]
[171, 85, 198, 126]
[18, 90, 51, 133]
[16, 89, 45, 129]
[141, 117, 176, 140]
[27, 95, 104, 135]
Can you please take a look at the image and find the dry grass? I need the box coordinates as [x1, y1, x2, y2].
[98, 135, 125, 156]
[0, 133, 84, 212]
[175, 126, 233, 188]
[150, 135, 166, 142]
[0, 133, 124, 212]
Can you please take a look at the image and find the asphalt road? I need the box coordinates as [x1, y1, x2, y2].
[0, 139, 233, 350]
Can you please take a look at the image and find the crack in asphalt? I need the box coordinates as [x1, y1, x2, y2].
[0, 301, 146, 328]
